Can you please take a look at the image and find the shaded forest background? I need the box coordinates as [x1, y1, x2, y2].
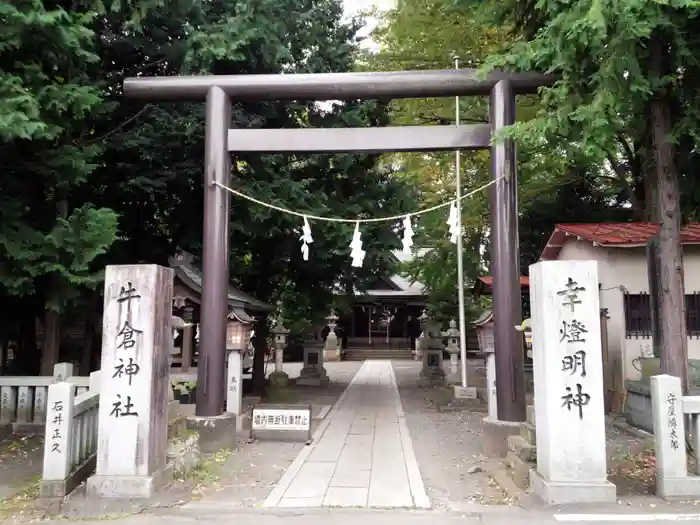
[2, 0, 698, 380]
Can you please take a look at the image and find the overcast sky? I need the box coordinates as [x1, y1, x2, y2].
[343, 0, 396, 49]
[343, 0, 396, 17]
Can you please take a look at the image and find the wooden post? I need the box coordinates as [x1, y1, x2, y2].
[181, 325, 193, 373]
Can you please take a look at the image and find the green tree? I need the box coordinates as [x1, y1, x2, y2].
[363, 0, 626, 321]
[0, 3, 118, 373]
[463, 0, 700, 383]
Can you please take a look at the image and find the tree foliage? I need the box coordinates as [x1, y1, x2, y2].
[0, 0, 416, 375]
[364, 0, 628, 321]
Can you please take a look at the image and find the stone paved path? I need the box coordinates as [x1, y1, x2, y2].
[263, 360, 429, 509]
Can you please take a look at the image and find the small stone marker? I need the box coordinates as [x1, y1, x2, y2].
[87, 264, 173, 499]
[226, 349, 243, 428]
[651, 374, 700, 498]
[485, 347, 497, 420]
[0, 386, 16, 424]
[34, 386, 47, 423]
[529, 260, 616, 504]
[42, 382, 74, 485]
[250, 404, 312, 442]
[16, 386, 33, 423]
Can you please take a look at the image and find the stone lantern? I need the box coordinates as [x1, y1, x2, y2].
[515, 317, 533, 359]
[415, 309, 429, 360]
[444, 319, 460, 375]
[269, 317, 290, 388]
[419, 319, 446, 385]
[323, 309, 341, 362]
[297, 310, 331, 387]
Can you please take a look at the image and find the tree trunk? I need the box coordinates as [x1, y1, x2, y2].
[252, 314, 270, 395]
[40, 308, 61, 376]
[81, 318, 95, 375]
[649, 32, 688, 390]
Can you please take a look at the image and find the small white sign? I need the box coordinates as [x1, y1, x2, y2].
[252, 408, 310, 431]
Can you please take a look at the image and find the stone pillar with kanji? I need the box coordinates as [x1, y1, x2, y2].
[529, 260, 616, 504]
[87, 264, 173, 498]
[269, 317, 290, 388]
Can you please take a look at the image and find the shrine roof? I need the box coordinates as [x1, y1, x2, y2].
[169, 251, 273, 313]
[472, 276, 529, 296]
[540, 222, 700, 260]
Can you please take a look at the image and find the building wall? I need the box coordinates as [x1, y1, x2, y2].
[555, 240, 625, 391]
[554, 239, 700, 381]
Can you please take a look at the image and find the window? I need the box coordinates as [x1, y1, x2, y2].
[623, 292, 700, 339]
[623, 293, 652, 339]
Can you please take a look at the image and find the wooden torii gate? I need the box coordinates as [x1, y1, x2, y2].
[123, 69, 553, 422]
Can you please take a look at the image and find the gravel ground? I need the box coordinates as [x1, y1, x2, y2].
[0, 360, 670, 521]
[391, 360, 510, 512]
[189, 361, 363, 508]
[31, 362, 363, 520]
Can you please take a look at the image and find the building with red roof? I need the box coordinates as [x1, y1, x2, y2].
[536, 222, 700, 386]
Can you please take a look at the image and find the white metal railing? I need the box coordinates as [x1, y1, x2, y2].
[0, 363, 90, 429]
[39, 373, 100, 497]
[651, 374, 700, 499]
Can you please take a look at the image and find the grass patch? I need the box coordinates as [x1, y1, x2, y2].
[0, 476, 41, 519]
[262, 387, 298, 403]
[180, 448, 233, 485]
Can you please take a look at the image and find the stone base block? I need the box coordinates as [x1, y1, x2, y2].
[323, 349, 340, 362]
[185, 413, 237, 454]
[657, 475, 700, 499]
[526, 404, 536, 426]
[417, 378, 446, 388]
[296, 375, 330, 387]
[12, 422, 44, 435]
[507, 434, 536, 462]
[40, 454, 97, 498]
[520, 422, 536, 446]
[86, 465, 172, 499]
[268, 371, 290, 388]
[506, 451, 533, 490]
[530, 470, 617, 504]
[453, 385, 477, 399]
[481, 416, 520, 457]
[167, 433, 201, 476]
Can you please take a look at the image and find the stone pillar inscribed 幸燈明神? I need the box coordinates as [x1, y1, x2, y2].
[529, 260, 616, 504]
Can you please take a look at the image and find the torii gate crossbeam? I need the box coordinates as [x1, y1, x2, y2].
[123, 68, 554, 424]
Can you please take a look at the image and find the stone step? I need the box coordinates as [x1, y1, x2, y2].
[168, 414, 187, 440]
[520, 422, 536, 446]
[167, 430, 201, 476]
[526, 404, 536, 426]
[505, 451, 532, 490]
[344, 350, 413, 361]
[507, 434, 536, 463]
